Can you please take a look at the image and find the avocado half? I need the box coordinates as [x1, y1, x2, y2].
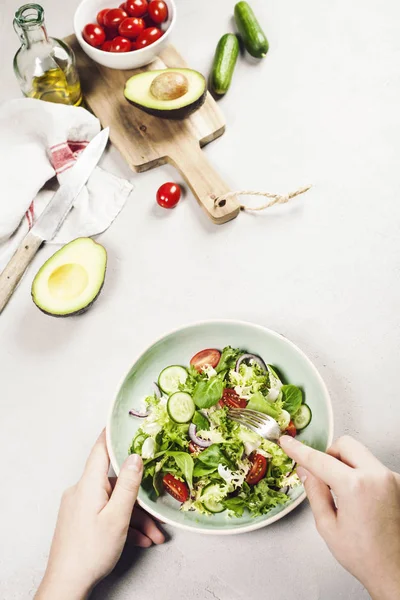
[124, 68, 207, 119]
[31, 238, 107, 317]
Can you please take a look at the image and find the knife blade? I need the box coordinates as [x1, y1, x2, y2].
[0, 127, 109, 314]
[33, 127, 109, 241]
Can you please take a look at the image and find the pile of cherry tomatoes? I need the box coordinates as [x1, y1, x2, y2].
[82, 0, 168, 53]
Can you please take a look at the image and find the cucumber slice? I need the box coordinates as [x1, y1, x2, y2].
[158, 365, 188, 395]
[167, 392, 195, 424]
[293, 404, 312, 431]
[202, 483, 226, 513]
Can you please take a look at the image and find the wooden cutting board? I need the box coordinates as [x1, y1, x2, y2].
[66, 36, 240, 224]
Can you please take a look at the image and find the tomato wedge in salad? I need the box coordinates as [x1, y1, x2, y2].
[163, 473, 189, 502]
[285, 421, 297, 437]
[220, 388, 247, 409]
[246, 453, 268, 485]
[190, 348, 221, 372]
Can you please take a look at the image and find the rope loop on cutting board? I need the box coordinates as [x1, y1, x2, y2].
[214, 185, 312, 212]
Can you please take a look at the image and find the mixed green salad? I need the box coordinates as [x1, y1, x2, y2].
[129, 346, 312, 517]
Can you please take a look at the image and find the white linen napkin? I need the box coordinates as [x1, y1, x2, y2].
[0, 98, 133, 271]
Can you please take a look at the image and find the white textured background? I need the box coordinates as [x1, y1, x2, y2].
[1, 0, 400, 598]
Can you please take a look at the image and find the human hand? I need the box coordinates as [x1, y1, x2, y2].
[280, 435, 400, 600]
[35, 430, 165, 600]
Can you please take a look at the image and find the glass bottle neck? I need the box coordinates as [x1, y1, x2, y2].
[21, 23, 49, 47]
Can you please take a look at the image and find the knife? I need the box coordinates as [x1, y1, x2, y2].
[0, 127, 109, 314]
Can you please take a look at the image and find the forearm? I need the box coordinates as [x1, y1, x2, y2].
[366, 571, 400, 600]
[35, 571, 92, 600]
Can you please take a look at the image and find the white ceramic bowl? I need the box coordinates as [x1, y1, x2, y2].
[74, 0, 176, 70]
[107, 320, 334, 535]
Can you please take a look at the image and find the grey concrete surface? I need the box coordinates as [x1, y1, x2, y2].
[1, 0, 400, 598]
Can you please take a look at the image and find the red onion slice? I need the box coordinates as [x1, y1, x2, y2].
[152, 382, 162, 398]
[129, 409, 150, 418]
[235, 353, 267, 372]
[188, 423, 212, 448]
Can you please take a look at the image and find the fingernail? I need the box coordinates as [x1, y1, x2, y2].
[296, 466, 308, 483]
[126, 454, 142, 473]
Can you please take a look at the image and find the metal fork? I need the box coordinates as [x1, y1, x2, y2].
[227, 408, 281, 441]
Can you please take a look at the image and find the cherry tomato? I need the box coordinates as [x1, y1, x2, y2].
[156, 182, 181, 208]
[110, 35, 132, 52]
[119, 2, 128, 9]
[101, 40, 113, 51]
[143, 14, 157, 28]
[97, 8, 110, 26]
[119, 16, 145, 39]
[163, 473, 189, 503]
[285, 421, 297, 437]
[82, 23, 106, 47]
[220, 388, 247, 409]
[136, 26, 163, 48]
[188, 441, 202, 454]
[103, 7, 128, 32]
[148, 1, 168, 23]
[126, 0, 148, 17]
[246, 453, 268, 485]
[190, 349, 221, 372]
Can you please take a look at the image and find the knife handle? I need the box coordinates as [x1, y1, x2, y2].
[0, 231, 43, 314]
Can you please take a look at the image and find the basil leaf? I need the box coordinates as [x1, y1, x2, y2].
[193, 376, 224, 409]
[281, 385, 302, 416]
[192, 410, 210, 431]
[167, 451, 194, 489]
[193, 463, 218, 478]
[197, 444, 227, 468]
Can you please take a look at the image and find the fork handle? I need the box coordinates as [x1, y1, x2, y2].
[0, 231, 43, 314]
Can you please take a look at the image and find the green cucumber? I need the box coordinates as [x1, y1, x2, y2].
[167, 392, 195, 423]
[211, 33, 239, 96]
[234, 1, 269, 59]
[202, 483, 226, 513]
[158, 365, 188, 395]
[293, 404, 312, 431]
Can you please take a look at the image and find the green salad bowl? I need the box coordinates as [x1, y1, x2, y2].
[106, 320, 333, 535]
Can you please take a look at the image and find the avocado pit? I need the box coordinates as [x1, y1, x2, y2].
[150, 71, 189, 101]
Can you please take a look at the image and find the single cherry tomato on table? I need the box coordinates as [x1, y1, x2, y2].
[126, 0, 148, 17]
[285, 420, 297, 437]
[97, 8, 110, 26]
[103, 7, 128, 32]
[148, 0, 168, 23]
[190, 348, 221, 372]
[110, 35, 132, 52]
[119, 16, 145, 39]
[82, 23, 106, 47]
[101, 39, 113, 51]
[246, 453, 268, 485]
[220, 388, 247, 409]
[156, 182, 181, 208]
[163, 473, 189, 503]
[136, 26, 163, 48]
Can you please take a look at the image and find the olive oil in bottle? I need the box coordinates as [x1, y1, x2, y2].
[13, 4, 82, 106]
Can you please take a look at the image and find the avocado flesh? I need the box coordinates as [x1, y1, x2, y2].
[124, 68, 207, 119]
[31, 238, 107, 317]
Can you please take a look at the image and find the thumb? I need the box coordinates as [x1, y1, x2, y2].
[106, 454, 143, 524]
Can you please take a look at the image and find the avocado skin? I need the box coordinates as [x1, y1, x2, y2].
[126, 88, 207, 120]
[31, 277, 106, 318]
